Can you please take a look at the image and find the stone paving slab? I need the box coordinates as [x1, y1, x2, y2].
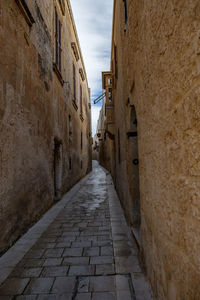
[0, 161, 152, 299]
[75, 274, 134, 299]
[0, 173, 91, 284]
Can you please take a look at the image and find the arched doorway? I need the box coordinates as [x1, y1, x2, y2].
[127, 105, 141, 241]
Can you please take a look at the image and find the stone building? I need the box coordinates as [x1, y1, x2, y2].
[0, 0, 92, 254]
[92, 101, 106, 166]
[96, 0, 200, 299]
[93, 72, 116, 173]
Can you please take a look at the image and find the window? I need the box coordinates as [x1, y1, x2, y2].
[118, 129, 121, 164]
[69, 157, 72, 170]
[79, 68, 85, 81]
[108, 88, 112, 103]
[73, 63, 76, 103]
[114, 44, 118, 79]
[123, 0, 128, 31]
[69, 115, 72, 137]
[55, 8, 62, 72]
[71, 42, 79, 61]
[80, 85, 83, 116]
[81, 132, 83, 150]
[108, 78, 112, 85]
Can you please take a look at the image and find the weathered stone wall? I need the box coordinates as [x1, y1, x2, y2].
[0, 0, 91, 254]
[107, 0, 200, 299]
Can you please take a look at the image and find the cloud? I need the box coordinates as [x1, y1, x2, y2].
[70, 0, 113, 135]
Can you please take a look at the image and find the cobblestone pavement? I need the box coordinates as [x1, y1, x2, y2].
[0, 161, 152, 300]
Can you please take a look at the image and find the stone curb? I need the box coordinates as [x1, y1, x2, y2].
[106, 173, 152, 300]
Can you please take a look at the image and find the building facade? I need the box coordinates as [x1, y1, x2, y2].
[96, 0, 200, 299]
[0, 0, 92, 254]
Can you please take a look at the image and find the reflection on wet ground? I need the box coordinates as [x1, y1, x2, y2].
[0, 161, 151, 299]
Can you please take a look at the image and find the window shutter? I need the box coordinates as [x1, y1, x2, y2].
[55, 9, 58, 66]
[114, 44, 118, 79]
[55, 8, 62, 72]
[80, 85, 82, 115]
[73, 64, 76, 102]
[59, 21, 62, 71]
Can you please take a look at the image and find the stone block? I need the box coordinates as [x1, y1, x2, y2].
[51, 277, 76, 293]
[24, 278, 54, 295]
[41, 266, 68, 277]
[0, 278, 30, 296]
[90, 256, 114, 265]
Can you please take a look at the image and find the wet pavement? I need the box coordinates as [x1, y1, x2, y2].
[0, 161, 152, 299]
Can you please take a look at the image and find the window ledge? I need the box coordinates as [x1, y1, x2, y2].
[53, 63, 64, 86]
[72, 100, 78, 111]
[71, 42, 79, 61]
[79, 68, 85, 81]
[15, 0, 35, 27]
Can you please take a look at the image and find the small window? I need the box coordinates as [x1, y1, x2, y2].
[73, 63, 76, 103]
[114, 44, 118, 79]
[69, 115, 72, 137]
[118, 129, 121, 164]
[80, 85, 83, 116]
[108, 78, 112, 85]
[71, 42, 80, 61]
[69, 157, 72, 170]
[123, 0, 128, 31]
[81, 132, 83, 150]
[55, 8, 62, 72]
[108, 88, 112, 103]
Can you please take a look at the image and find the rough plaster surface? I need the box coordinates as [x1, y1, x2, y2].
[0, 0, 92, 254]
[98, 0, 200, 299]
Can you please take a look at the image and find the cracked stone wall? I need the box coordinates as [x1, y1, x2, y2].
[107, 0, 200, 299]
[0, 0, 92, 255]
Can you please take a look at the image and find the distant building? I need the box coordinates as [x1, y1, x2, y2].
[0, 0, 92, 254]
[96, 0, 200, 298]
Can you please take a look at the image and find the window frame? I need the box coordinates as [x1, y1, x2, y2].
[108, 88, 113, 104]
[73, 63, 77, 104]
[81, 132, 83, 150]
[114, 44, 118, 79]
[55, 8, 62, 73]
[80, 84, 83, 117]
[123, 0, 128, 31]
[118, 129, 121, 164]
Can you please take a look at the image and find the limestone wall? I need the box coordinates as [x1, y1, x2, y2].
[0, 0, 91, 254]
[109, 0, 200, 298]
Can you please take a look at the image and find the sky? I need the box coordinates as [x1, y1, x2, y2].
[70, 0, 113, 136]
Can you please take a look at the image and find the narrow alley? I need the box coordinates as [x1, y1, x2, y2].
[0, 161, 151, 299]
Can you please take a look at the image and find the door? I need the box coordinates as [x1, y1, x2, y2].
[54, 139, 62, 199]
